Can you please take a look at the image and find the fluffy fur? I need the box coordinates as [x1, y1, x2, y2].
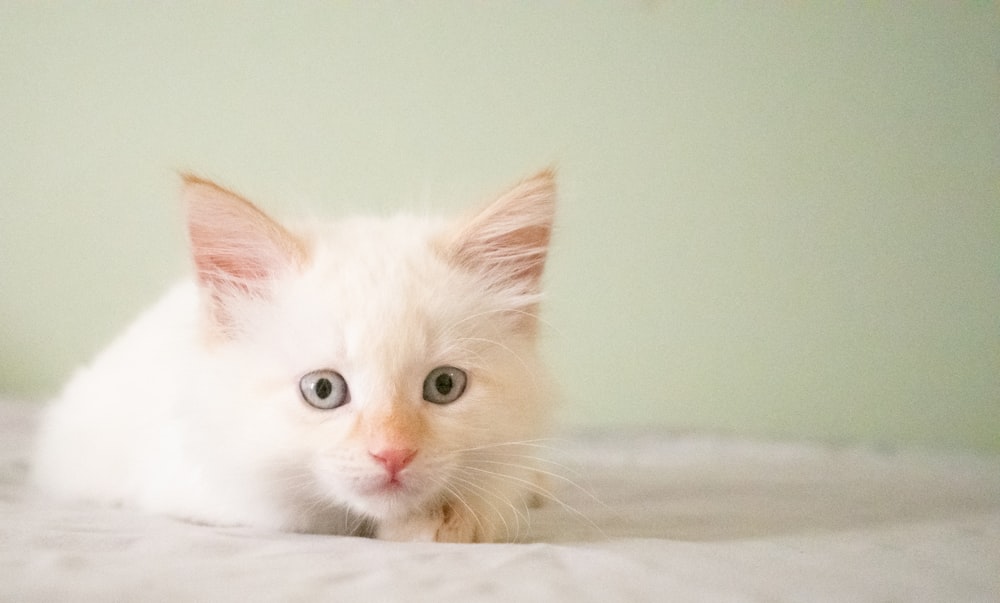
[32, 171, 558, 543]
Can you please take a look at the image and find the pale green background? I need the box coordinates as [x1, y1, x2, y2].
[2, 3, 997, 452]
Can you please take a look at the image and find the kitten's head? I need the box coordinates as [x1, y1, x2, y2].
[182, 172, 556, 533]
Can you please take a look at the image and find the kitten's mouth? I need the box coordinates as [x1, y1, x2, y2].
[378, 475, 407, 493]
[352, 474, 429, 518]
[360, 473, 413, 498]
[337, 467, 444, 520]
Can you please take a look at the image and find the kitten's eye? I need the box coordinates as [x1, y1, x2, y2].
[299, 369, 349, 410]
[422, 366, 467, 405]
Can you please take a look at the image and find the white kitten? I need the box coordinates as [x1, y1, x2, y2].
[32, 171, 558, 543]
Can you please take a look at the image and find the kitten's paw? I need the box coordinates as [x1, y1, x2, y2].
[433, 501, 482, 543]
[376, 502, 482, 543]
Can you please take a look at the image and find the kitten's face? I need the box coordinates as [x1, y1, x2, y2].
[183, 174, 555, 525]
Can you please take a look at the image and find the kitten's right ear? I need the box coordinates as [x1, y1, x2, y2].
[181, 175, 307, 323]
[445, 169, 556, 299]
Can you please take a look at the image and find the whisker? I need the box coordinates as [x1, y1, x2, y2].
[454, 336, 531, 373]
[436, 307, 559, 343]
[456, 457, 609, 539]
[429, 475, 490, 540]
[444, 472, 527, 542]
[466, 457, 609, 511]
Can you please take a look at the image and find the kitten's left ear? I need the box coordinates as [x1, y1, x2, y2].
[445, 169, 556, 296]
[182, 175, 307, 324]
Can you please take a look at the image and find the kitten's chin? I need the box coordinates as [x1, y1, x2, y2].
[315, 470, 439, 522]
[352, 477, 438, 521]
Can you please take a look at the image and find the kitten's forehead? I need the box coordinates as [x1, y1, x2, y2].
[304, 215, 451, 300]
[278, 214, 476, 362]
[302, 214, 444, 258]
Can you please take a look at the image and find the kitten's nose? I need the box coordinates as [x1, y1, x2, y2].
[370, 448, 417, 476]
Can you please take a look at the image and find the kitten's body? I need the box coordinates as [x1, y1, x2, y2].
[33, 173, 557, 543]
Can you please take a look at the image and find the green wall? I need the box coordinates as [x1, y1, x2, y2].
[3, 3, 997, 452]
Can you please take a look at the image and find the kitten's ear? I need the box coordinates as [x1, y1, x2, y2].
[446, 169, 556, 297]
[181, 175, 307, 320]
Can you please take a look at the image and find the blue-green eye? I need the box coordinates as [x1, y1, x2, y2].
[423, 366, 467, 405]
[300, 369, 349, 410]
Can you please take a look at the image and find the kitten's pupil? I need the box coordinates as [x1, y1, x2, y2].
[314, 378, 333, 399]
[434, 373, 453, 395]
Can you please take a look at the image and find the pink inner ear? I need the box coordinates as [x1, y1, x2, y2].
[448, 169, 557, 293]
[182, 174, 307, 294]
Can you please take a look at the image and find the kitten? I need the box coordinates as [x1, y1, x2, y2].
[32, 171, 557, 543]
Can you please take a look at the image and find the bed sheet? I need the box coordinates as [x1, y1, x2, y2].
[2, 399, 998, 602]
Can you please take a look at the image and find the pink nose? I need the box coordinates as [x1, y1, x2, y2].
[370, 448, 417, 476]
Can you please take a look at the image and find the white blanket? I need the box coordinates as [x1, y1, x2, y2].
[2, 399, 997, 602]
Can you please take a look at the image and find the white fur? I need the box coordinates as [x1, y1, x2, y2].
[33, 175, 557, 543]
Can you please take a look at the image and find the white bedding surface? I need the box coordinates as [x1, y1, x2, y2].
[2, 399, 998, 602]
